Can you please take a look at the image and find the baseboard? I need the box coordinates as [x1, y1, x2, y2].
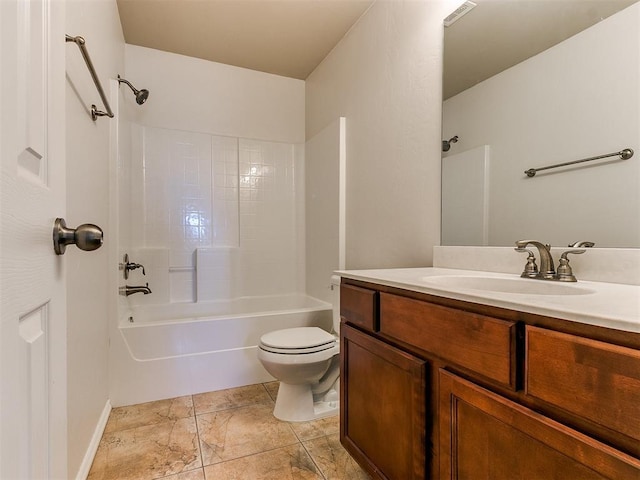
[75, 399, 112, 480]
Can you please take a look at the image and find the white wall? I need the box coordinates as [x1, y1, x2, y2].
[306, 0, 451, 270]
[65, 0, 124, 477]
[124, 45, 305, 143]
[305, 118, 345, 301]
[443, 3, 640, 247]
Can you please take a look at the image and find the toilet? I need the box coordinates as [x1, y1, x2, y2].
[257, 275, 341, 422]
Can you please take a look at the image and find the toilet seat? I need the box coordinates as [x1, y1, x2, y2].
[259, 327, 337, 354]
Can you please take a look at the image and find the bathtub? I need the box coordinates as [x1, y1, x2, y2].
[109, 294, 332, 407]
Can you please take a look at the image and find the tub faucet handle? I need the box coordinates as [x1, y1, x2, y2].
[120, 253, 146, 279]
[127, 262, 145, 275]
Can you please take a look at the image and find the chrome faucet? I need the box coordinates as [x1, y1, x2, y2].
[515, 240, 555, 279]
[515, 240, 589, 282]
[119, 283, 152, 296]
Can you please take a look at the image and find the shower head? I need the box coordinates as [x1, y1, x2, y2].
[135, 88, 149, 105]
[117, 75, 149, 105]
[442, 135, 459, 152]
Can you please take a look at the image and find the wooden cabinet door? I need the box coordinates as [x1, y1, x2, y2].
[439, 370, 640, 480]
[341, 324, 427, 480]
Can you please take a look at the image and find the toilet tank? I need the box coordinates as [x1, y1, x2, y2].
[330, 275, 341, 333]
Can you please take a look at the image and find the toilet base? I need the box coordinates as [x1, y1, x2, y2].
[273, 382, 339, 422]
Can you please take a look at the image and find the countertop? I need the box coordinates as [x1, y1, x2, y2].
[336, 267, 640, 333]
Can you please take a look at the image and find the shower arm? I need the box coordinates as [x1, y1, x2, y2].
[117, 76, 137, 92]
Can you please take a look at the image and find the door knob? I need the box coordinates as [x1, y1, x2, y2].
[53, 217, 103, 255]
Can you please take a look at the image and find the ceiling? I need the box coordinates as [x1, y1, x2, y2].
[444, 0, 638, 99]
[116, 0, 638, 89]
[116, 0, 374, 80]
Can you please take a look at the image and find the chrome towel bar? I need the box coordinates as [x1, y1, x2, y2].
[525, 148, 633, 177]
[66, 34, 114, 121]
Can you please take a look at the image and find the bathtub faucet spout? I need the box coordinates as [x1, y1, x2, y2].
[119, 283, 152, 296]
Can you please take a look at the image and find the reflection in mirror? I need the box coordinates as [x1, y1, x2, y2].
[442, 1, 640, 248]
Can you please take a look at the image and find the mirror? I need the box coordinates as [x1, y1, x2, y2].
[442, 0, 640, 248]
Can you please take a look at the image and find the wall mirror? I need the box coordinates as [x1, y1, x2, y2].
[441, 0, 639, 248]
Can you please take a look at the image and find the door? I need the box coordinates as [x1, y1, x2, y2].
[438, 369, 640, 479]
[1, 0, 67, 478]
[341, 324, 427, 480]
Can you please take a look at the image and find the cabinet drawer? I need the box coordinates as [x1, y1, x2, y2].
[340, 284, 378, 331]
[380, 293, 517, 388]
[526, 326, 640, 445]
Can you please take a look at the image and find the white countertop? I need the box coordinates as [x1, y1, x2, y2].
[336, 267, 640, 333]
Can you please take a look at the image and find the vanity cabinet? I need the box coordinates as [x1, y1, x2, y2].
[339, 281, 640, 480]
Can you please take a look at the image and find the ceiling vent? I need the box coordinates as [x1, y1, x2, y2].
[444, 1, 477, 27]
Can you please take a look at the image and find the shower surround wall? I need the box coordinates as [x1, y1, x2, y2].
[128, 127, 305, 304]
[120, 44, 305, 307]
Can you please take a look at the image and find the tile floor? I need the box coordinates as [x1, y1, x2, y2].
[88, 382, 371, 480]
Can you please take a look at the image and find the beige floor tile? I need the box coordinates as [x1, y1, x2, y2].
[92, 384, 364, 480]
[263, 381, 279, 401]
[158, 468, 205, 480]
[88, 417, 201, 480]
[193, 384, 273, 415]
[289, 414, 340, 442]
[203, 444, 323, 480]
[197, 403, 298, 465]
[105, 396, 194, 433]
[303, 433, 371, 480]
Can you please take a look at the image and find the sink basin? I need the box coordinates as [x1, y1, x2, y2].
[420, 275, 596, 296]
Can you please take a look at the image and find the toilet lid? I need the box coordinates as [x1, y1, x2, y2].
[260, 327, 336, 350]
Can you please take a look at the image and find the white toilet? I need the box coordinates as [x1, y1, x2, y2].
[257, 276, 341, 422]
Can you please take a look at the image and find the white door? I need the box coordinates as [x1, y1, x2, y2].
[1, 0, 67, 478]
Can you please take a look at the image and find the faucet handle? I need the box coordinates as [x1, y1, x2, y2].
[127, 262, 146, 275]
[515, 247, 539, 278]
[568, 241, 595, 248]
[119, 254, 146, 279]
[556, 249, 586, 282]
[560, 249, 587, 258]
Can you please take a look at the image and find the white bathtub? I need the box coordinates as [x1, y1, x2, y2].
[109, 294, 332, 407]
